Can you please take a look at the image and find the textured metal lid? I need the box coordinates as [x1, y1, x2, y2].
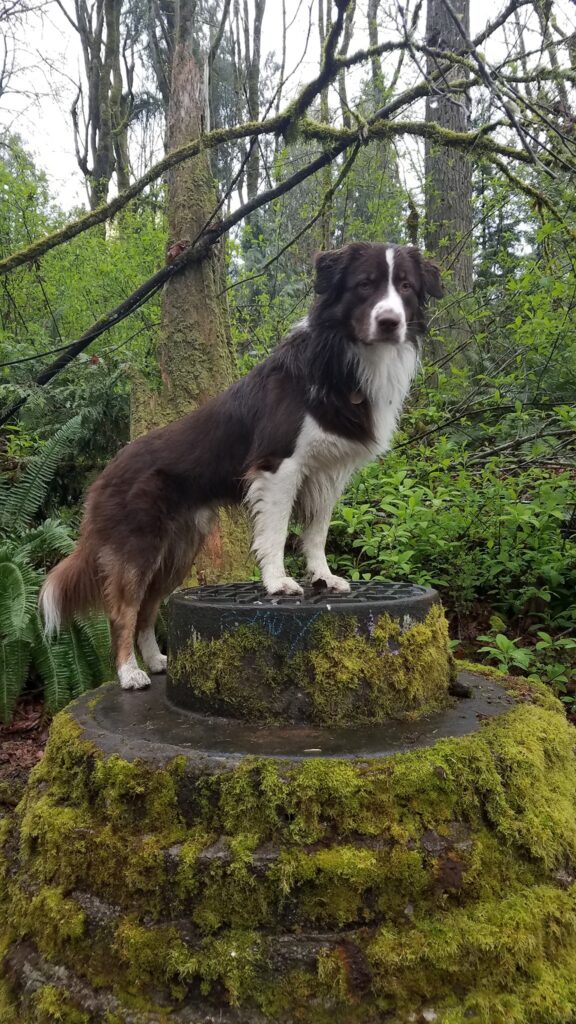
[174, 580, 434, 608]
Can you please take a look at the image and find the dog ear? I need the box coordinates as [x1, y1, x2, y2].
[314, 246, 352, 295]
[421, 259, 443, 299]
[405, 247, 444, 300]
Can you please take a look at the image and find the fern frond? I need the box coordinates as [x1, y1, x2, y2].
[22, 519, 75, 568]
[0, 638, 31, 724]
[1, 415, 84, 532]
[31, 615, 72, 713]
[74, 617, 112, 684]
[0, 559, 41, 642]
[76, 614, 111, 664]
[62, 627, 96, 700]
[0, 478, 9, 513]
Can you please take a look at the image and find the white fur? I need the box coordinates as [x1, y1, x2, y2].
[118, 652, 151, 690]
[39, 578, 61, 635]
[247, 340, 417, 594]
[369, 248, 406, 343]
[246, 457, 305, 594]
[357, 332, 418, 446]
[137, 628, 167, 673]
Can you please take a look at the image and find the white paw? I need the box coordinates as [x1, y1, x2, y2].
[266, 576, 304, 596]
[119, 666, 151, 690]
[312, 573, 351, 593]
[146, 653, 167, 674]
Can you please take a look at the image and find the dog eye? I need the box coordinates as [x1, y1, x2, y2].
[399, 280, 412, 292]
[356, 279, 373, 291]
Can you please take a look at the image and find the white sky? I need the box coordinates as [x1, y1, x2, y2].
[1, 0, 575, 210]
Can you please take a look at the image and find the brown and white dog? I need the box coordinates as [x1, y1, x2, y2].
[40, 242, 442, 691]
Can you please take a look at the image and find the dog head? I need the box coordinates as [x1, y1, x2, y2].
[313, 242, 443, 346]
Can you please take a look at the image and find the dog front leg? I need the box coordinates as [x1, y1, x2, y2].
[247, 461, 304, 595]
[299, 476, 351, 593]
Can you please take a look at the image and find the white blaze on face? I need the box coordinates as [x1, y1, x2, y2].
[368, 247, 407, 343]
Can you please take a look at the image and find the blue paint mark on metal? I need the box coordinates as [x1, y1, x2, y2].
[217, 607, 326, 656]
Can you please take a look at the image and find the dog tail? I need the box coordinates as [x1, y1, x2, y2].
[39, 546, 102, 634]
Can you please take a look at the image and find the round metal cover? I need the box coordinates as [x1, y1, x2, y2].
[174, 579, 432, 608]
[166, 581, 441, 718]
[167, 580, 438, 654]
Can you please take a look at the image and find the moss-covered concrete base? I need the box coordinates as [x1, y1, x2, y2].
[169, 603, 455, 725]
[2, 669, 576, 1023]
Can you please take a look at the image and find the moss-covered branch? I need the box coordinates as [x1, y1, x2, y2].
[0, 0, 546, 280]
[300, 115, 535, 164]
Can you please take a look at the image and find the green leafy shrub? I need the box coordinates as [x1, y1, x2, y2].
[0, 417, 111, 723]
[329, 454, 575, 623]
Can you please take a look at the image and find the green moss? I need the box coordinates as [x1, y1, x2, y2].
[273, 844, 382, 926]
[368, 885, 576, 1014]
[166, 929, 263, 1007]
[170, 604, 454, 726]
[0, 815, 11, 886]
[2, 672, 576, 1022]
[192, 831, 273, 933]
[31, 985, 90, 1024]
[14, 712, 188, 909]
[0, 935, 19, 1024]
[316, 949, 353, 1004]
[114, 918, 185, 995]
[10, 885, 85, 958]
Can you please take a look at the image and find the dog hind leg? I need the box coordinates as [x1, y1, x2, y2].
[136, 592, 166, 674]
[136, 518, 209, 674]
[111, 602, 151, 690]
[103, 561, 153, 690]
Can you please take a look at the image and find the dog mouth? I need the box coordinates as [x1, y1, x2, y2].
[363, 326, 404, 345]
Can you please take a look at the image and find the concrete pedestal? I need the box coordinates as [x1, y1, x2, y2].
[1, 584, 576, 1024]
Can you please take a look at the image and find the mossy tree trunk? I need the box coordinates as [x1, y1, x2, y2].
[132, 0, 253, 583]
[424, 0, 473, 357]
[424, 0, 473, 292]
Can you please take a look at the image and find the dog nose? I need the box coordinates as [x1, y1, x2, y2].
[376, 312, 401, 333]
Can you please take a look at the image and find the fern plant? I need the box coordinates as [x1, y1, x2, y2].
[0, 416, 111, 723]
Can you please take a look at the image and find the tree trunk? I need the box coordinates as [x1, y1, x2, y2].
[72, 0, 133, 209]
[367, 0, 385, 103]
[131, 0, 253, 583]
[337, 0, 355, 129]
[318, 0, 332, 249]
[244, 0, 265, 207]
[424, 0, 473, 298]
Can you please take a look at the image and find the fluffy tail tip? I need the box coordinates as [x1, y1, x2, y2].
[39, 577, 61, 635]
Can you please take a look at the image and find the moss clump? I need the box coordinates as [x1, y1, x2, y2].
[171, 624, 289, 721]
[10, 885, 85, 958]
[170, 603, 454, 725]
[114, 918, 185, 995]
[0, 935, 19, 1024]
[369, 886, 576, 1018]
[14, 715, 188, 911]
[167, 929, 263, 1006]
[31, 985, 90, 1024]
